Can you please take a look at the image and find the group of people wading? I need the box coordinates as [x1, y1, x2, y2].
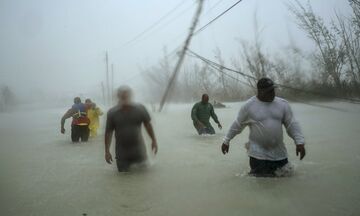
[60, 78, 306, 177]
[61, 98, 103, 142]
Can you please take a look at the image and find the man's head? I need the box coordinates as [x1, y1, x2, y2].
[117, 85, 133, 106]
[85, 98, 92, 104]
[257, 78, 276, 102]
[73, 97, 81, 104]
[201, 94, 209, 104]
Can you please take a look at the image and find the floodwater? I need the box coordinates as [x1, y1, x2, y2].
[0, 101, 360, 216]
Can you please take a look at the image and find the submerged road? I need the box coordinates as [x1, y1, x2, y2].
[0, 102, 360, 216]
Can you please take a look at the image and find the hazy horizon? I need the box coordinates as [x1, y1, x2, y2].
[0, 0, 353, 102]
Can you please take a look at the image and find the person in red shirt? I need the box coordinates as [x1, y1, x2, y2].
[61, 97, 91, 143]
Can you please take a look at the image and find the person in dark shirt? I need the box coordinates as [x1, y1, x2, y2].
[104, 86, 158, 172]
[191, 94, 222, 135]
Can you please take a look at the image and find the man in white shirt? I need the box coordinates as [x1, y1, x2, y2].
[221, 78, 306, 177]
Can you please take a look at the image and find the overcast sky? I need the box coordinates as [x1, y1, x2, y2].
[0, 0, 352, 100]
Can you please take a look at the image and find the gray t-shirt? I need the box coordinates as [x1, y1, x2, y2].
[223, 96, 305, 161]
[106, 103, 151, 161]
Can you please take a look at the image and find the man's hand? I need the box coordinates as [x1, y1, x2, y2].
[61, 127, 65, 134]
[296, 144, 306, 160]
[197, 121, 205, 128]
[151, 140, 158, 155]
[105, 151, 113, 164]
[221, 143, 229, 155]
[217, 123, 222, 130]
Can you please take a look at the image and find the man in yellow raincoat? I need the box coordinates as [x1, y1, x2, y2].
[85, 99, 103, 137]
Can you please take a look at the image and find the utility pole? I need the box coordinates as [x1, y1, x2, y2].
[105, 51, 110, 106]
[158, 0, 204, 112]
[101, 82, 105, 105]
[111, 63, 114, 104]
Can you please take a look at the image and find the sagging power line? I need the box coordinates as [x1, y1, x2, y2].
[119, 0, 188, 48]
[186, 49, 360, 104]
[186, 50, 351, 112]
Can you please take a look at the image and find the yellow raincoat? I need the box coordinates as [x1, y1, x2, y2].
[87, 107, 103, 137]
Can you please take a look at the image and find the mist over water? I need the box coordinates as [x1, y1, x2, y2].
[0, 101, 359, 216]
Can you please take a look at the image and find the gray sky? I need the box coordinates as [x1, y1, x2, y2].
[0, 0, 352, 100]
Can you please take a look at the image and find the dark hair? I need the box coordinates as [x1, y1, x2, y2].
[257, 78, 276, 91]
[74, 97, 81, 104]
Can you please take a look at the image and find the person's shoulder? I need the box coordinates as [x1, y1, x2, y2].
[193, 101, 201, 106]
[133, 103, 149, 112]
[107, 105, 120, 116]
[191, 102, 201, 109]
[134, 103, 151, 120]
[243, 96, 257, 107]
[235, 96, 255, 113]
[274, 97, 292, 111]
[133, 102, 144, 108]
[274, 97, 290, 105]
[71, 103, 79, 109]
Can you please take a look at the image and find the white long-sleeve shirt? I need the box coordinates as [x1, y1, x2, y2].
[223, 96, 305, 161]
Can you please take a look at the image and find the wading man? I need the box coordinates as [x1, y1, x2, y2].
[61, 97, 90, 142]
[221, 78, 306, 177]
[104, 86, 158, 172]
[191, 94, 222, 135]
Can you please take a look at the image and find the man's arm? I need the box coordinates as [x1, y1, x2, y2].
[210, 105, 222, 129]
[104, 112, 114, 164]
[191, 103, 204, 127]
[104, 131, 113, 164]
[283, 102, 306, 160]
[222, 104, 248, 154]
[144, 121, 158, 154]
[60, 109, 75, 134]
[140, 104, 158, 154]
[191, 104, 198, 121]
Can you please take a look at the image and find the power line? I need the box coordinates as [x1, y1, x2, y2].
[206, 0, 226, 14]
[186, 50, 357, 111]
[187, 50, 252, 87]
[188, 49, 360, 104]
[187, 49, 255, 80]
[193, 0, 244, 35]
[206, 59, 254, 88]
[186, 49, 360, 104]
[119, 1, 187, 48]
[150, 1, 197, 36]
[156, 0, 226, 56]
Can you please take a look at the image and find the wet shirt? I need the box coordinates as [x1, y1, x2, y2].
[223, 96, 305, 161]
[71, 103, 90, 126]
[106, 104, 151, 161]
[191, 102, 219, 127]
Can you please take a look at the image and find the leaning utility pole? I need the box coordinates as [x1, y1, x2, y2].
[158, 0, 204, 112]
